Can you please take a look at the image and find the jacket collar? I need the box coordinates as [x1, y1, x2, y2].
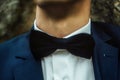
[13, 32, 44, 80]
[91, 22, 119, 80]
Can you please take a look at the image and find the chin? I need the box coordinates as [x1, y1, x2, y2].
[36, 0, 79, 20]
[36, 0, 75, 5]
[37, 0, 72, 3]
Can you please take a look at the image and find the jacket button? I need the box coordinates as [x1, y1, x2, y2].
[103, 54, 106, 57]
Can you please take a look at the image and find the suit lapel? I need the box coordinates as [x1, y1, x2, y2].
[13, 32, 44, 80]
[92, 23, 119, 80]
[14, 59, 44, 80]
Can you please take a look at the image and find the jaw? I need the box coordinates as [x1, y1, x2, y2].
[36, 0, 74, 3]
[35, 0, 79, 20]
[35, 0, 79, 6]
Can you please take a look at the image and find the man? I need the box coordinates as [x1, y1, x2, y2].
[0, 0, 120, 80]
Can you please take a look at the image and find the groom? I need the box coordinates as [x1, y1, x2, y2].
[0, 0, 120, 80]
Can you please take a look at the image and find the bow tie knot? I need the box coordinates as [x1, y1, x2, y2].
[30, 30, 95, 60]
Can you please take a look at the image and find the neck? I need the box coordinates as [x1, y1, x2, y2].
[36, 0, 91, 38]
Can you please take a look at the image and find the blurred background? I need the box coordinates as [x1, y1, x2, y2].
[0, 0, 120, 42]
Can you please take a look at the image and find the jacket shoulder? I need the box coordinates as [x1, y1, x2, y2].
[92, 21, 120, 30]
[0, 32, 30, 50]
[0, 32, 30, 79]
[92, 21, 120, 46]
[0, 32, 30, 62]
[92, 21, 120, 35]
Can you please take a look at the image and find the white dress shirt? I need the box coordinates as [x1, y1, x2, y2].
[34, 19, 95, 80]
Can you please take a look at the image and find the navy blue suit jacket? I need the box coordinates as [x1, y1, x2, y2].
[0, 22, 120, 80]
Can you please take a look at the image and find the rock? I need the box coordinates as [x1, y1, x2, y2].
[0, 0, 35, 42]
[114, 0, 120, 25]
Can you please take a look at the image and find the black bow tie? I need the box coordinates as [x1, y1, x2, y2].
[30, 30, 95, 60]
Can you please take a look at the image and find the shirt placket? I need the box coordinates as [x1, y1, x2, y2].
[52, 49, 69, 80]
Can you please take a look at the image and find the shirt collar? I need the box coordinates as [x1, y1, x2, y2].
[34, 19, 91, 38]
